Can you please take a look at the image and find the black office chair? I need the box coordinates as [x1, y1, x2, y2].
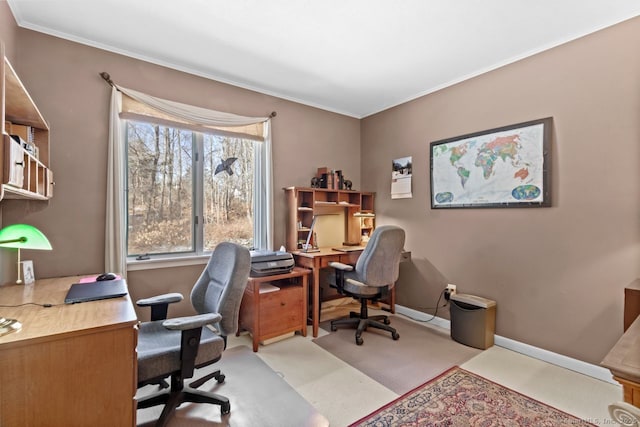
[328, 225, 405, 345]
[135, 242, 251, 427]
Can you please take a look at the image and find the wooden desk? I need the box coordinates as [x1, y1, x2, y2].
[293, 247, 394, 338]
[238, 267, 309, 351]
[0, 276, 138, 427]
[293, 248, 410, 337]
[625, 278, 640, 331]
[602, 279, 640, 414]
[602, 314, 640, 409]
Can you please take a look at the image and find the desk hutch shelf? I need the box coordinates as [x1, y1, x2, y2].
[284, 187, 375, 251]
[0, 43, 53, 201]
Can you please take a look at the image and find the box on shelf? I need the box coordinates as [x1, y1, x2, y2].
[316, 167, 329, 177]
[11, 124, 33, 143]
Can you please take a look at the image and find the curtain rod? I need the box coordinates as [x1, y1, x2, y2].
[99, 71, 276, 118]
[99, 71, 114, 87]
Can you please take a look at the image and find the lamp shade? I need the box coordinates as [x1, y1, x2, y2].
[0, 224, 52, 250]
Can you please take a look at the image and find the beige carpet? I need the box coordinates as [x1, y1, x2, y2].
[350, 366, 596, 426]
[313, 315, 481, 394]
[136, 345, 329, 427]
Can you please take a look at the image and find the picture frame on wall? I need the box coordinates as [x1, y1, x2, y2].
[430, 117, 552, 209]
[391, 156, 413, 199]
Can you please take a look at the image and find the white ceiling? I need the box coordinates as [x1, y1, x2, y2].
[7, 0, 640, 118]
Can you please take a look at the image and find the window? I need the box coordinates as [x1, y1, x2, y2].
[106, 85, 273, 274]
[126, 120, 257, 258]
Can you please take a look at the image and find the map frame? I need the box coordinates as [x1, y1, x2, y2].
[430, 117, 552, 209]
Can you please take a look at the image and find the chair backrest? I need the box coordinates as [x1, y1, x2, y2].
[355, 225, 405, 288]
[190, 242, 251, 336]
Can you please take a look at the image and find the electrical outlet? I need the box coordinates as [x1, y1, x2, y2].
[444, 283, 457, 301]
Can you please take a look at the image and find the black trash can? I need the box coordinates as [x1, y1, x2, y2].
[450, 293, 496, 350]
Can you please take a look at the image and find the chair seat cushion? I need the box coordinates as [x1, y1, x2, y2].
[137, 320, 225, 383]
[328, 270, 387, 297]
[344, 277, 385, 296]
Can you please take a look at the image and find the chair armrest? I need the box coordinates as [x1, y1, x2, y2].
[162, 313, 222, 331]
[162, 312, 223, 380]
[329, 262, 353, 294]
[136, 292, 184, 321]
[136, 292, 184, 306]
[346, 278, 366, 287]
[328, 261, 354, 271]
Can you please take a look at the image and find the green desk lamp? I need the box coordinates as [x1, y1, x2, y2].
[0, 224, 52, 335]
[0, 224, 52, 284]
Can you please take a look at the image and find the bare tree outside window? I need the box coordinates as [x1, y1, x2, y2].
[126, 121, 255, 257]
[203, 135, 254, 250]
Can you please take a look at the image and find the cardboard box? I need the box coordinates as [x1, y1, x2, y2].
[11, 124, 32, 143]
[316, 167, 329, 177]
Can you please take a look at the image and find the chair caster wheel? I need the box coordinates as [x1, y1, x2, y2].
[217, 373, 225, 383]
[221, 402, 231, 415]
[383, 318, 391, 325]
[392, 332, 400, 340]
[356, 336, 364, 345]
[331, 325, 337, 331]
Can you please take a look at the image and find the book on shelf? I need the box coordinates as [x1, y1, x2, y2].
[322, 172, 334, 189]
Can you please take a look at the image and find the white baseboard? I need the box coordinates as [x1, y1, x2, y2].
[395, 304, 617, 385]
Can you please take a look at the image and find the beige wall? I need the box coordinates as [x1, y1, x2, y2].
[0, 4, 360, 312]
[361, 16, 640, 364]
[1, 2, 638, 365]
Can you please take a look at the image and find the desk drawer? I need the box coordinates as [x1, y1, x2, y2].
[319, 254, 341, 268]
[260, 287, 303, 336]
[338, 253, 360, 265]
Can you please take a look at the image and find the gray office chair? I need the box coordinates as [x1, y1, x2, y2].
[329, 225, 405, 345]
[135, 242, 251, 427]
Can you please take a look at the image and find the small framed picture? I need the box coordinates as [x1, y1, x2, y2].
[22, 260, 35, 284]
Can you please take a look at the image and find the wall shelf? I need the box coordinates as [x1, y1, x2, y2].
[0, 44, 53, 201]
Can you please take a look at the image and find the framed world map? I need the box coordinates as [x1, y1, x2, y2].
[430, 117, 552, 209]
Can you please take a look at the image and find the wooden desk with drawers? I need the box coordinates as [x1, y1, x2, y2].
[0, 276, 138, 427]
[238, 267, 310, 352]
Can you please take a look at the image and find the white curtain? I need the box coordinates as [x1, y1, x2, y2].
[105, 85, 273, 275]
[254, 119, 273, 251]
[106, 87, 127, 277]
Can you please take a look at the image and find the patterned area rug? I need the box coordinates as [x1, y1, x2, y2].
[349, 366, 595, 427]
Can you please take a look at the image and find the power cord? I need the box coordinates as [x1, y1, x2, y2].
[398, 288, 449, 323]
[0, 302, 59, 308]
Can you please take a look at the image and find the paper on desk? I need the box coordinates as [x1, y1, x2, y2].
[259, 283, 280, 294]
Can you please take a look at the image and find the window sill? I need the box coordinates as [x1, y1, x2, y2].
[127, 254, 210, 271]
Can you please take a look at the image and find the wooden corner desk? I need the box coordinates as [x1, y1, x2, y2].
[0, 276, 138, 427]
[292, 247, 397, 337]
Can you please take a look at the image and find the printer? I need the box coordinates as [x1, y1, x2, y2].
[249, 250, 295, 277]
